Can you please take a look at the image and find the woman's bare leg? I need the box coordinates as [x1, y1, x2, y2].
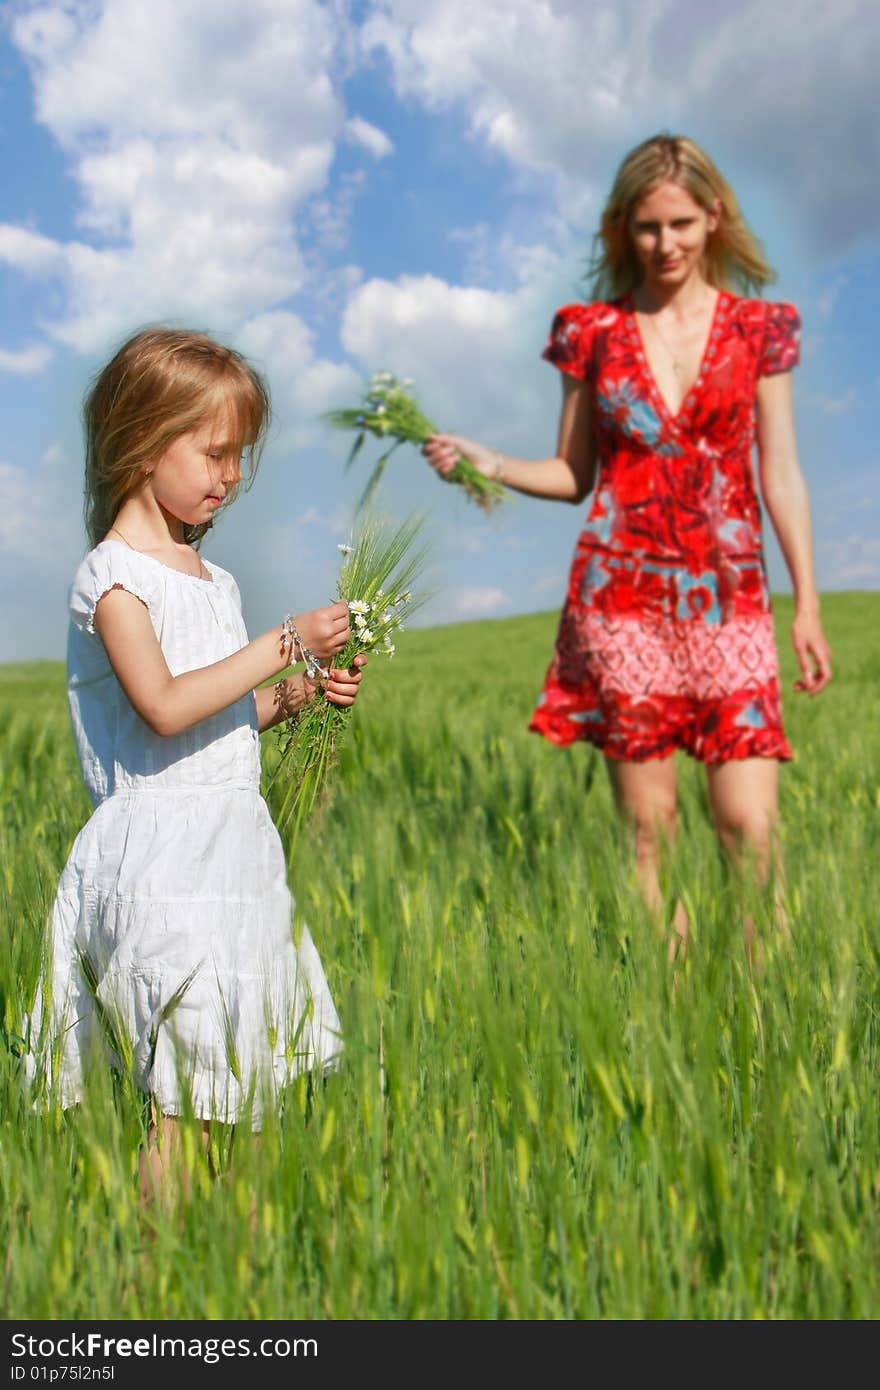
[606, 755, 687, 956]
[705, 757, 786, 956]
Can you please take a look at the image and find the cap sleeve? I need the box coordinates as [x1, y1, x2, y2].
[542, 302, 600, 382]
[69, 544, 162, 635]
[760, 302, 800, 377]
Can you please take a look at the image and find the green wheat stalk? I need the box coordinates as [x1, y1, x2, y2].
[269, 512, 428, 849]
[325, 371, 506, 514]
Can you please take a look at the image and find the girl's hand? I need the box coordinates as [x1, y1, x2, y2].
[304, 654, 367, 707]
[791, 611, 832, 694]
[293, 601, 351, 660]
[422, 432, 498, 480]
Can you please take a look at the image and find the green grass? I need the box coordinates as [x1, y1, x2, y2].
[1, 593, 878, 1318]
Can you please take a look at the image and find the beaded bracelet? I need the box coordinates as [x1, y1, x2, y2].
[280, 614, 329, 680]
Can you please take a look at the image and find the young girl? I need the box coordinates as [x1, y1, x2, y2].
[424, 133, 832, 950]
[33, 326, 366, 1195]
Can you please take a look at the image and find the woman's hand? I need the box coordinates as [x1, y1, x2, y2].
[304, 653, 367, 707]
[422, 385, 598, 505]
[293, 601, 351, 660]
[422, 433, 498, 481]
[791, 610, 832, 694]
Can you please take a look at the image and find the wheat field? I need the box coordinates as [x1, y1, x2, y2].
[1, 593, 877, 1318]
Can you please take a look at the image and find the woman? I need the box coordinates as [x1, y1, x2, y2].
[423, 133, 831, 950]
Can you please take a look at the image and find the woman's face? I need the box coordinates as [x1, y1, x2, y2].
[629, 181, 719, 292]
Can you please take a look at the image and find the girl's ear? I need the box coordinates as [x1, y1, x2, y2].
[706, 197, 721, 235]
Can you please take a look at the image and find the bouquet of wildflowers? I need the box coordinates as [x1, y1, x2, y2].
[269, 513, 427, 847]
[325, 371, 505, 514]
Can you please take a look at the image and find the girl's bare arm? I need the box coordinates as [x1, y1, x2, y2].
[95, 594, 351, 737]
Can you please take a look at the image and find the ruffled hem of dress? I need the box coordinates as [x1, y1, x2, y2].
[25, 1058, 343, 1132]
[529, 711, 793, 764]
[24, 1009, 343, 1131]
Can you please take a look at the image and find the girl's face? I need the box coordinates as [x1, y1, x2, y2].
[629, 180, 719, 292]
[146, 403, 243, 530]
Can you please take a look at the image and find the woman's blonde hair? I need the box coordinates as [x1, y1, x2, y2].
[83, 326, 271, 548]
[589, 133, 775, 299]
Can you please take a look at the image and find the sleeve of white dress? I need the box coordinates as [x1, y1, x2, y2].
[69, 545, 162, 636]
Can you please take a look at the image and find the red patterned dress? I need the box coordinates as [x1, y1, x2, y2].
[529, 291, 799, 762]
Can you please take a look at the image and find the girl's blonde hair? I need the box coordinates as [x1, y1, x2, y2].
[83, 327, 271, 548]
[589, 133, 775, 300]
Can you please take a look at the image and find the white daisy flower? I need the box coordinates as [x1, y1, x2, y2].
[348, 600, 371, 615]
[360, 628, 375, 644]
[384, 643, 396, 658]
[337, 543, 352, 555]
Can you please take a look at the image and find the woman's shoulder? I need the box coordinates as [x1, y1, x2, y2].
[542, 300, 624, 379]
[725, 293, 800, 329]
[725, 294, 801, 373]
[548, 299, 626, 332]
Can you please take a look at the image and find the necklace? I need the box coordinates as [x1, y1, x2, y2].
[640, 290, 717, 376]
[645, 314, 685, 375]
[108, 523, 135, 548]
[107, 525, 209, 581]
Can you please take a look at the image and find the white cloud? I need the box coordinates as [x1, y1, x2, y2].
[533, 568, 566, 596]
[345, 116, 394, 159]
[815, 274, 850, 321]
[0, 344, 55, 374]
[6, 0, 346, 352]
[0, 444, 81, 561]
[809, 389, 858, 415]
[449, 585, 509, 617]
[0, 224, 67, 274]
[304, 171, 368, 254]
[360, 0, 880, 253]
[12, 0, 341, 154]
[339, 268, 567, 452]
[293, 505, 353, 534]
[820, 535, 880, 587]
[237, 310, 362, 445]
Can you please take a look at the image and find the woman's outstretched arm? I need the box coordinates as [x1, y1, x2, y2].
[756, 371, 832, 694]
[423, 375, 598, 504]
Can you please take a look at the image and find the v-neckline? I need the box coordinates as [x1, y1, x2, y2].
[627, 289, 727, 426]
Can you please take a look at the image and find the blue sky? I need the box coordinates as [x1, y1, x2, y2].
[1, 0, 877, 661]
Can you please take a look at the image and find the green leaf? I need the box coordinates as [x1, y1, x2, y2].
[345, 432, 366, 472]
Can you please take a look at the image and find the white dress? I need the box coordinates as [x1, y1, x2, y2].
[32, 539, 341, 1128]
